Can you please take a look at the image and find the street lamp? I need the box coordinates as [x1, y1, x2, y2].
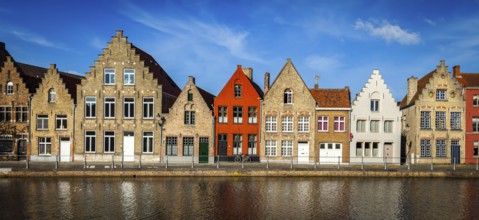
[157, 114, 166, 162]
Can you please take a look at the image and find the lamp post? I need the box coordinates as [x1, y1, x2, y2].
[157, 114, 166, 164]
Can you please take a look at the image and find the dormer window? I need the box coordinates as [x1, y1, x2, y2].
[234, 84, 242, 97]
[436, 89, 446, 101]
[48, 88, 56, 103]
[6, 82, 13, 95]
[284, 88, 293, 104]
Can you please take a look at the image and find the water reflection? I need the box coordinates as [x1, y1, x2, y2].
[0, 177, 478, 219]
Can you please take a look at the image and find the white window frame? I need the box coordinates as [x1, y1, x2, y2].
[104, 131, 115, 153]
[266, 116, 277, 132]
[143, 131, 154, 153]
[183, 137, 194, 156]
[38, 137, 51, 155]
[15, 106, 28, 122]
[218, 106, 227, 123]
[282, 116, 293, 132]
[420, 111, 431, 129]
[265, 140, 277, 156]
[318, 116, 328, 132]
[474, 95, 479, 107]
[143, 97, 154, 119]
[85, 131, 96, 153]
[104, 68, 116, 85]
[436, 139, 446, 158]
[370, 120, 380, 133]
[85, 97, 96, 118]
[370, 99, 379, 112]
[384, 120, 393, 133]
[450, 112, 461, 130]
[474, 117, 479, 133]
[123, 69, 135, 85]
[281, 140, 293, 157]
[166, 137, 178, 156]
[48, 88, 56, 103]
[357, 120, 366, 133]
[36, 115, 48, 130]
[233, 106, 243, 124]
[55, 115, 67, 130]
[104, 97, 115, 119]
[234, 84, 242, 97]
[298, 116, 309, 132]
[6, 82, 13, 95]
[233, 134, 242, 155]
[184, 111, 195, 125]
[284, 89, 293, 104]
[124, 97, 135, 119]
[248, 134, 257, 155]
[436, 89, 446, 101]
[248, 107, 257, 124]
[435, 111, 446, 130]
[334, 116, 345, 132]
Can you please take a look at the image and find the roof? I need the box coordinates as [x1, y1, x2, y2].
[197, 87, 215, 111]
[399, 70, 435, 108]
[250, 80, 264, 99]
[310, 88, 351, 108]
[457, 73, 479, 87]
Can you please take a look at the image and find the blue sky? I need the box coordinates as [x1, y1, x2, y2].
[2, 0, 479, 101]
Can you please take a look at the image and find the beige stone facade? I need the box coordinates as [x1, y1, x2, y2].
[30, 64, 81, 161]
[400, 60, 465, 164]
[74, 31, 180, 163]
[162, 76, 215, 163]
[260, 59, 316, 163]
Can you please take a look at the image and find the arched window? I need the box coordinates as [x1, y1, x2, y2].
[48, 88, 56, 103]
[284, 88, 293, 104]
[6, 82, 13, 95]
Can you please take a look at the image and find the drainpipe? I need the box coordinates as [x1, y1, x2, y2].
[72, 103, 76, 161]
[27, 96, 32, 161]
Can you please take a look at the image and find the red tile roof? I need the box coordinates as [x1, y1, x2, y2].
[399, 70, 435, 108]
[310, 87, 351, 108]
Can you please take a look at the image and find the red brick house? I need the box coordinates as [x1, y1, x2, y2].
[454, 65, 479, 163]
[214, 65, 263, 161]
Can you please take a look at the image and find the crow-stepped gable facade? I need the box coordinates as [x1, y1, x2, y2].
[74, 30, 180, 162]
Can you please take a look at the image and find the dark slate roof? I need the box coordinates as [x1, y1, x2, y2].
[0, 42, 11, 64]
[197, 86, 215, 111]
[399, 70, 435, 108]
[310, 88, 351, 108]
[250, 79, 264, 99]
[130, 45, 181, 113]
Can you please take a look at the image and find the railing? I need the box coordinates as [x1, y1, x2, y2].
[1, 154, 479, 172]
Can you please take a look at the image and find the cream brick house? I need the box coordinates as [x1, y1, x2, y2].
[400, 60, 465, 164]
[162, 76, 215, 163]
[30, 64, 83, 162]
[261, 59, 316, 163]
[74, 30, 180, 163]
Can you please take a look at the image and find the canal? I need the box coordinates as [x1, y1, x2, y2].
[0, 177, 478, 219]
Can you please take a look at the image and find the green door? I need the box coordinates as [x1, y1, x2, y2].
[199, 138, 209, 163]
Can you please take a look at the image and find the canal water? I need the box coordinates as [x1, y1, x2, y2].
[0, 177, 478, 219]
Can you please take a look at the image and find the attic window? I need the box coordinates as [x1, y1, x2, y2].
[48, 88, 56, 103]
[187, 90, 193, 101]
[234, 84, 242, 97]
[436, 89, 446, 101]
[284, 88, 293, 104]
[6, 82, 13, 95]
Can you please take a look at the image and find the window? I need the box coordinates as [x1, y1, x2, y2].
[85, 131, 96, 152]
[356, 142, 362, 157]
[384, 120, 393, 133]
[36, 115, 48, 130]
[55, 115, 67, 130]
[451, 112, 461, 130]
[38, 137, 51, 155]
[48, 88, 56, 103]
[473, 117, 479, 132]
[85, 97, 96, 118]
[281, 140, 293, 157]
[15, 106, 28, 122]
[184, 111, 195, 125]
[233, 106, 243, 123]
[248, 134, 257, 155]
[143, 132, 154, 153]
[420, 139, 431, 157]
[187, 90, 193, 101]
[265, 140, 277, 156]
[474, 141, 479, 157]
[318, 116, 328, 132]
[435, 111, 446, 130]
[6, 82, 13, 95]
[123, 69, 135, 85]
[143, 97, 154, 119]
[233, 134, 242, 155]
[364, 142, 371, 156]
[104, 68, 115, 85]
[234, 84, 242, 97]
[104, 97, 115, 119]
[265, 116, 277, 132]
[248, 107, 257, 124]
[436, 140, 446, 158]
[166, 137, 178, 156]
[124, 98, 135, 118]
[372, 142, 379, 157]
[370, 99, 379, 112]
[474, 95, 479, 107]
[370, 120, 379, 133]
[218, 106, 227, 123]
[104, 131, 115, 153]
[0, 106, 12, 122]
[357, 120, 366, 132]
[282, 116, 293, 132]
[298, 116, 309, 132]
[183, 137, 194, 156]
[436, 89, 446, 100]
[420, 111, 431, 129]
[334, 116, 345, 132]
[284, 89, 293, 104]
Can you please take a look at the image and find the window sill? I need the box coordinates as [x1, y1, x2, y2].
[142, 152, 154, 154]
[85, 152, 96, 154]
[56, 129, 67, 131]
[420, 128, 432, 130]
[39, 154, 52, 157]
[104, 117, 116, 120]
[334, 131, 346, 133]
[36, 129, 49, 131]
[104, 152, 115, 154]
[318, 130, 329, 132]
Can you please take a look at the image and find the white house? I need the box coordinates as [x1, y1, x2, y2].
[350, 70, 402, 164]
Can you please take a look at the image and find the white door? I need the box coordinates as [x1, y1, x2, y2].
[384, 143, 393, 163]
[123, 132, 134, 162]
[319, 143, 342, 164]
[60, 138, 71, 162]
[298, 142, 309, 163]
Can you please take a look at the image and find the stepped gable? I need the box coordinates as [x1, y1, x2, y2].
[197, 86, 215, 111]
[310, 88, 351, 108]
[399, 70, 435, 108]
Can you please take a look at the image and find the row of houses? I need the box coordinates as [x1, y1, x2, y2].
[1, 30, 479, 164]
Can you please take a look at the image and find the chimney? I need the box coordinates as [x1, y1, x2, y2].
[314, 75, 320, 90]
[115, 30, 123, 38]
[453, 65, 461, 78]
[50, 64, 56, 69]
[188, 76, 196, 85]
[242, 67, 253, 80]
[264, 72, 270, 94]
[0, 42, 4, 50]
[407, 76, 418, 103]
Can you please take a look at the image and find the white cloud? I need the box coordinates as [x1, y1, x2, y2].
[355, 19, 420, 45]
[12, 30, 72, 51]
[65, 70, 82, 75]
[304, 55, 340, 73]
[424, 18, 436, 26]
